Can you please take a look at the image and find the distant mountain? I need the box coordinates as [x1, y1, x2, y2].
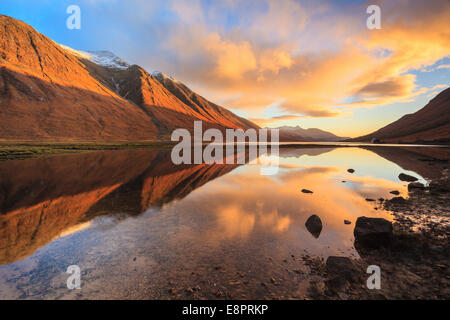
[352, 88, 450, 144]
[0, 15, 258, 142]
[272, 125, 350, 142]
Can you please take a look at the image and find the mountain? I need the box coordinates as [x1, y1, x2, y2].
[273, 125, 349, 142]
[0, 15, 258, 142]
[152, 71, 257, 131]
[352, 88, 450, 144]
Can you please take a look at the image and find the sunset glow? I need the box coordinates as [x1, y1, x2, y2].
[1, 0, 449, 137]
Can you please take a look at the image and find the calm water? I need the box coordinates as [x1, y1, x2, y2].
[0, 147, 433, 299]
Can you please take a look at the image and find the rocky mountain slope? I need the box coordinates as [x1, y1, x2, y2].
[352, 88, 450, 144]
[0, 15, 258, 141]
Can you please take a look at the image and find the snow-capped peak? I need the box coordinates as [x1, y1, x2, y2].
[151, 71, 179, 83]
[87, 50, 130, 70]
[59, 44, 130, 70]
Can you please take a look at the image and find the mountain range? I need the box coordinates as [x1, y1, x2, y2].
[272, 125, 350, 142]
[0, 15, 448, 144]
[0, 15, 257, 142]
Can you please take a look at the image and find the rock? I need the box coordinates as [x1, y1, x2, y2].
[408, 182, 425, 191]
[399, 173, 418, 182]
[365, 198, 375, 202]
[344, 220, 351, 225]
[326, 276, 350, 294]
[354, 217, 393, 248]
[388, 196, 406, 205]
[347, 169, 355, 173]
[305, 215, 323, 238]
[390, 190, 400, 195]
[301, 189, 313, 194]
[326, 256, 360, 282]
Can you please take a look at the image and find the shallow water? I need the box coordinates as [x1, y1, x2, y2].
[0, 146, 434, 299]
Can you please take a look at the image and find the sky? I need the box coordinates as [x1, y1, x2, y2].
[1, 0, 449, 137]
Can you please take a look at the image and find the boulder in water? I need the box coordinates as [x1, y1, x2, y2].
[305, 215, 323, 238]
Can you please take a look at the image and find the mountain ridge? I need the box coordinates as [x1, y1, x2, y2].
[351, 87, 450, 144]
[272, 125, 349, 142]
[0, 15, 259, 142]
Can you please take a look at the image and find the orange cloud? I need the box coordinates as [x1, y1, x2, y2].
[149, 0, 450, 121]
[249, 115, 303, 127]
[204, 34, 257, 79]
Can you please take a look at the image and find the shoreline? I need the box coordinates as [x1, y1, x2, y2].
[1, 141, 449, 161]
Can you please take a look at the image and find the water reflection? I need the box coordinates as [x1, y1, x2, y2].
[0, 149, 238, 265]
[0, 146, 441, 299]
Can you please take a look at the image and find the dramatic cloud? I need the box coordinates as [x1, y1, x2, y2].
[74, 0, 449, 134]
[130, 0, 449, 120]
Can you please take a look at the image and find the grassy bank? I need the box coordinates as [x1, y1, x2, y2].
[0, 142, 176, 161]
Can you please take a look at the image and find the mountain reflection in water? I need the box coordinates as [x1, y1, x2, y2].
[0, 146, 442, 299]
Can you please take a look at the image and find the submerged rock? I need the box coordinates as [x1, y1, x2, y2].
[305, 215, 323, 238]
[365, 198, 375, 202]
[390, 190, 400, 195]
[354, 217, 393, 248]
[408, 182, 425, 191]
[301, 189, 314, 194]
[399, 173, 418, 182]
[347, 169, 355, 173]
